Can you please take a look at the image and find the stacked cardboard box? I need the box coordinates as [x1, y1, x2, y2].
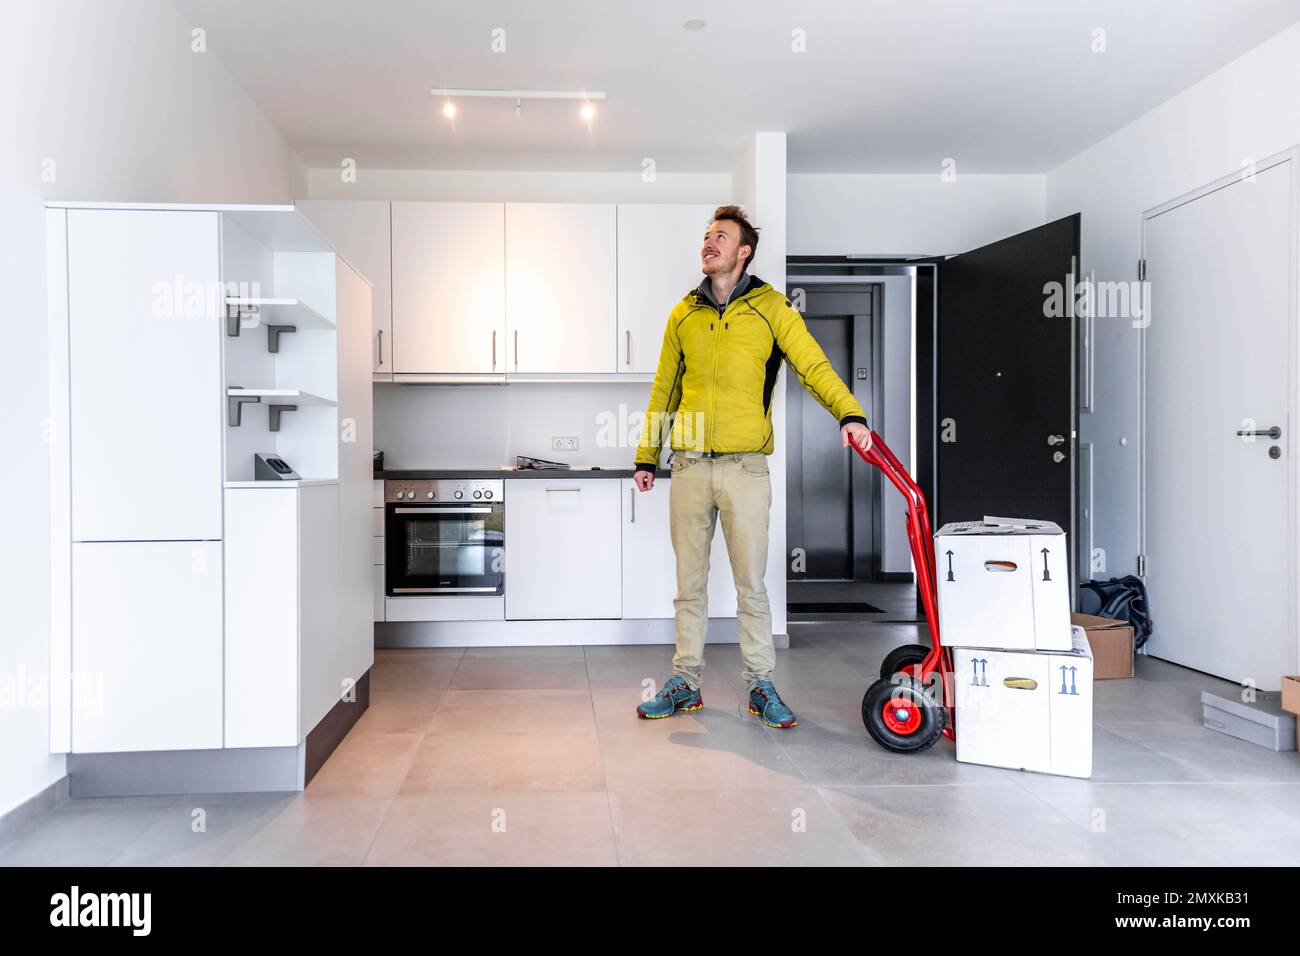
[936, 517, 1092, 778]
[1071, 613, 1134, 679]
[1281, 676, 1300, 750]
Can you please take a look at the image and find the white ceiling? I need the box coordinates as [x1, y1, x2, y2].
[171, 0, 1300, 173]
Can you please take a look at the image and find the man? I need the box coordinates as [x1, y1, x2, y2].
[632, 205, 871, 728]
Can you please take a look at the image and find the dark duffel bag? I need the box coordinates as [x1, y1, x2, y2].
[1079, 575, 1152, 650]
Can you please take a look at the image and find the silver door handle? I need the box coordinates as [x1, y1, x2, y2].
[625, 330, 631, 366]
[377, 328, 384, 366]
[394, 506, 492, 514]
[1236, 426, 1281, 439]
[629, 485, 635, 522]
[1047, 434, 1065, 446]
[492, 330, 497, 371]
[514, 329, 519, 371]
[545, 486, 581, 492]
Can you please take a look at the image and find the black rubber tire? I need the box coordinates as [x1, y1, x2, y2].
[861, 675, 946, 753]
[878, 643, 932, 681]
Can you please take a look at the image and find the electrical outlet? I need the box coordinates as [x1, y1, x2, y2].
[552, 436, 579, 452]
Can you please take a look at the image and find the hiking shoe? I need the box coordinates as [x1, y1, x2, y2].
[748, 680, 797, 728]
[637, 675, 703, 719]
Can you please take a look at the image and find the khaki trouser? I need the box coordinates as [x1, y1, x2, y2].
[668, 452, 774, 691]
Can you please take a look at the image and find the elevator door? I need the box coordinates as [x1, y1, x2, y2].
[786, 288, 877, 581]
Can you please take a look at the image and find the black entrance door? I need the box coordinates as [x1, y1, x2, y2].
[935, 214, 1079, 574]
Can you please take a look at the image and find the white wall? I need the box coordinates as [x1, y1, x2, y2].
[304, 167, 731, 204]
[0, 0, 299, 817]
[788, 174, 1047, 257]
[1046, 21, 1300, 579]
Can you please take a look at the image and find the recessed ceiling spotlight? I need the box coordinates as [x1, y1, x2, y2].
[441, 100, 456, 120]
[580, 101, 596, 122]
[683, 18, 707, 31]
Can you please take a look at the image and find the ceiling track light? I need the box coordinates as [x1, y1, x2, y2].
[430, 88, 606, 101]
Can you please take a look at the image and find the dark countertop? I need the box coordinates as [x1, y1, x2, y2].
[376, 468, 670, 480]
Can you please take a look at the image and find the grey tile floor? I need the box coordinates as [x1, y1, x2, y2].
[4, 592, 1299, 866]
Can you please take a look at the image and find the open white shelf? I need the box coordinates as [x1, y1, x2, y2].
[226, 387, 336, 406]
[225, 297, 334, 330]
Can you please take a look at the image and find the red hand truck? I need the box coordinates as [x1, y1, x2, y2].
[850, 431, 954, 752]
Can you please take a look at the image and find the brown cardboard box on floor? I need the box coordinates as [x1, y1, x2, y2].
[1283, 675, 1300, 749]
[1071, 613, 1134, 679]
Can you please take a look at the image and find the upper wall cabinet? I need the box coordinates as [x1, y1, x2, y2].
[506, 203, 616, 374]
[391, 202, 505, 375]
[296, 200, 393, 377]
[616, 204, 715, 374]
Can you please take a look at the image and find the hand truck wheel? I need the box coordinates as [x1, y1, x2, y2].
[861, 674, 946, 753]
[879, 643, 932, 681]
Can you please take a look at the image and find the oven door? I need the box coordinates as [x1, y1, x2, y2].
[386, 503, 504, 595]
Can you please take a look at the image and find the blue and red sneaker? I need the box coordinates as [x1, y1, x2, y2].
[748, 680, 797, 728]
[636, 675, 703, 719]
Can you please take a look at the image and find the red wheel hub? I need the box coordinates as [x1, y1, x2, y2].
[882, 695, 923, 735]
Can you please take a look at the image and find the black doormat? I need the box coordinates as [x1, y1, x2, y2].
[788, 601, 886, 614]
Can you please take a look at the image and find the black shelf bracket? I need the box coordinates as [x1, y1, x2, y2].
[226, 301, 259, 337]
[227, 393, 261, 427]
[268, 404, 298, 432]
[267, 324, 297, 353]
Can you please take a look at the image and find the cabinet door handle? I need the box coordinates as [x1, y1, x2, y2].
[545, 486, 581, 492]
[377, 328, 384, 366]
[514, 329, 519, 371]
[629, 485, 635, 522]
[625, 330, 631, 367]
[492, 329, 497, 371]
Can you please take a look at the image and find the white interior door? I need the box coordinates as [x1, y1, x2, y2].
[1143, 155, 1297, 688]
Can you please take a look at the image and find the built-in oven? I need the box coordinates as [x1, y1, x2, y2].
[385, 479, 504, 595]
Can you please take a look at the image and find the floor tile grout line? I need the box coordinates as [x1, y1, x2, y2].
[355, 795, 399, 868]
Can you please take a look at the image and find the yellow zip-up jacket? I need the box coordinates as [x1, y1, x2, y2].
[634, 275, 866, 471]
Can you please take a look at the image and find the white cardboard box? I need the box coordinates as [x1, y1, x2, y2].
[953, 625, 1093, 778]
[936, 516, 1071, 651]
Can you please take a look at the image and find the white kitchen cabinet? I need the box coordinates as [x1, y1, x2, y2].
[506, 203, 617, 373]
[71, 541, 223, 753]
[66, 209, 223, 541]
[616, 204, 715, 373]
[620, 478, 736, 619]
[223, 488, 300, 748]
[296, 200, 394, 377]
[391, 202, 505, 374]
[506, 479, 621, 619]
[374, 566, 386, 623]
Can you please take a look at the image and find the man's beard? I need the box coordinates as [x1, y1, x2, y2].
[702, 252, 738, 276]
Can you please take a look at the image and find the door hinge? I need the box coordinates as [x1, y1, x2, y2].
[1137, 258, 1147, 281]
[1136, 554, 1147, 576]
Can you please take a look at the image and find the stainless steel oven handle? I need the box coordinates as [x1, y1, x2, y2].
[394, 506, 494, 514]
[392, 587, 502, 594]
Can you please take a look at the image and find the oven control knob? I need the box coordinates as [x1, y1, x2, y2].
[473, 490, 482, 499]
[454, 490, 464, 499]
[426, 491, 434, 499]
[484, 490, 493, 499]
[395, 491, 405, 500]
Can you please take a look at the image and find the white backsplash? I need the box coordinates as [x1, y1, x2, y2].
[373, 381, 660, 470]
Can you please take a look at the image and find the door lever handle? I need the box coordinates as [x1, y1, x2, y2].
[1236, 426, 1282, 439]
